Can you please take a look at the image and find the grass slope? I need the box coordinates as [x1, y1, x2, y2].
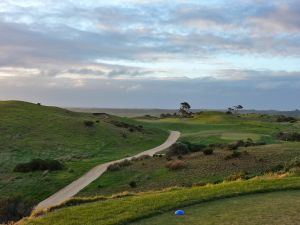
[132, 190, 300, 225]
[21, 177, 300, 225]
[78, 143, 300, 196]
[0, 101, 168, 203]
[78, 112, 300, 196]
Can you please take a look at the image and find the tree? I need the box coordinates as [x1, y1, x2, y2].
[179, 102, 191, 117]
[234, 105, 243, 113]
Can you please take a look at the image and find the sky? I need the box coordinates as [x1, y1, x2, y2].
[0, 0, 299, 109]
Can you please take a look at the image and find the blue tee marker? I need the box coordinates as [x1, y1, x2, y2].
[175, 210, 185, 215]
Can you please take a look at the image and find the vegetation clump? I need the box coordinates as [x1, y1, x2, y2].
[224, 171, 248, 181]
[203, 148, 214, 155]
[165, 160, 185, 170]
[0, 196, 33, 224]
[166, 142, 190, 157]
[111, 120, 144, 132]
[276, 132, 300, 142]
[284, 156, 300, 171]
[276, 115, 297, 123]
[107, 160, 132, 172]
[225, 151, 242, 160]
[83, 120, 94, 127]
[13, 159, 63, 173]
[129, 181, 137, 188]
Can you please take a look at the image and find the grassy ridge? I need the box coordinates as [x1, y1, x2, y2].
[21, 177, 300, 225]
[0, 101, 168, 202]
[132, 190, 300, 225]
[78, 142, 300, 196]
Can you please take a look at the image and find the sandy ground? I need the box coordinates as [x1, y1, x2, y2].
[35, 131, 180, 210]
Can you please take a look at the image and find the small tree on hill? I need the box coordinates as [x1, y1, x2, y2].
[179, 102, 191, 117]
[234, 105, 243, 113]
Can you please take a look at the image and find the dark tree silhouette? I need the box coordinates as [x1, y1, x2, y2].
[179, 102, 191, 117]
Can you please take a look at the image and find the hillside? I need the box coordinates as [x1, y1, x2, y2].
[0, 101, 168, 222]
[20, 177, 300, 225]
[78, 111, 300, 196]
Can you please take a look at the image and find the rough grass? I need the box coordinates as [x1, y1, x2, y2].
[131, 190, 300, 225]
[78, 142, 300, 196]
[0, 101, 167, 203]
[20, 177, 300, 225]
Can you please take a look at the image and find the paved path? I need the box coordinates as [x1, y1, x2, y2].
[35, 131, 180, 210]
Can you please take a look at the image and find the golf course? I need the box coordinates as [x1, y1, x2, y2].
[1, 101, 299, 224]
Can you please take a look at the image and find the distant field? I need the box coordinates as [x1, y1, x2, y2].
[68, 107, 300, 118]
[132, 190, 300, 225]
[0, 101, 168, 204]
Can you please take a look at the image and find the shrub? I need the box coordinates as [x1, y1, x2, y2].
[227, 143, 238, 150]
[131, 155, 151, 161]
[129, 181, 137, 188]
[107, 160, 131, 172]
[284, 156, 300, 171]
[13, 159, 63, 173]
[107, 163, 121, 171]
[0, 196, 33, 224]
[118, 159, 131, 167]
[276, 115, 297, 123]
[203, 148, 213, 155]
[276, 132, 300, 142]
[165, 160, 185, 170]
[189, 143, 206, 152]
[166, 142, 189, 157]
[84, 120, 94, 127]
[267, 164, 284, 173]
[225, 151, 241, 160]
[225, 171, 248, 181]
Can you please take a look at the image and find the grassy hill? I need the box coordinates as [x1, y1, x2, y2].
[0, 101, 168, 220]
[3, 104, 300, 224]
[20, 177, 300, 225]
[77, 111, 300, 196]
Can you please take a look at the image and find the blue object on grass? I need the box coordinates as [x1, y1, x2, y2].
[175, 210, 185, 215]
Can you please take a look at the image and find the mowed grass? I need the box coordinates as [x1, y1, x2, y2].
[21, 177, 300, 225]
[131, 190, 300, 225]
[78, 142, 300, 196]
[138, 111, 298, 144]
[0, 101, 168, 202]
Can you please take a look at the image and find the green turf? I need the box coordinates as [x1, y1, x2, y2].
[78, 142, 300, 196]
[131, 190, 300, 225]
[78, 111, 300, 197]
[0, 101, 168, 202]
[21, 177, 300, 225]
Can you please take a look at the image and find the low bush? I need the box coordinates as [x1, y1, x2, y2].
[107, 160, 132, 172]
[203, 148, 213, 155]
[13, 159, 63, 172]
[84, 120, 94, 127]
[111, 120, 144, 132]
[107, 163, 121, 171]
[276, 115, 297, 123]
[276, 132, 300, 142]
[131, 155, 151, 161]
[224, 171, 248, 181]
[284, 156, 300, 171]
[165, 160, 185, 170]
[166, 142, 189, 157]
[129, 181, 137, 188]
[0, 196, 33, 224]
[225, 151, 241, 160]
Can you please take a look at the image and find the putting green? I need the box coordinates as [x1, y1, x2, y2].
[131, 190, 300, 225]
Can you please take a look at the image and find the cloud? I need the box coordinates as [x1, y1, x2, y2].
[0, 0, 300, 109]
